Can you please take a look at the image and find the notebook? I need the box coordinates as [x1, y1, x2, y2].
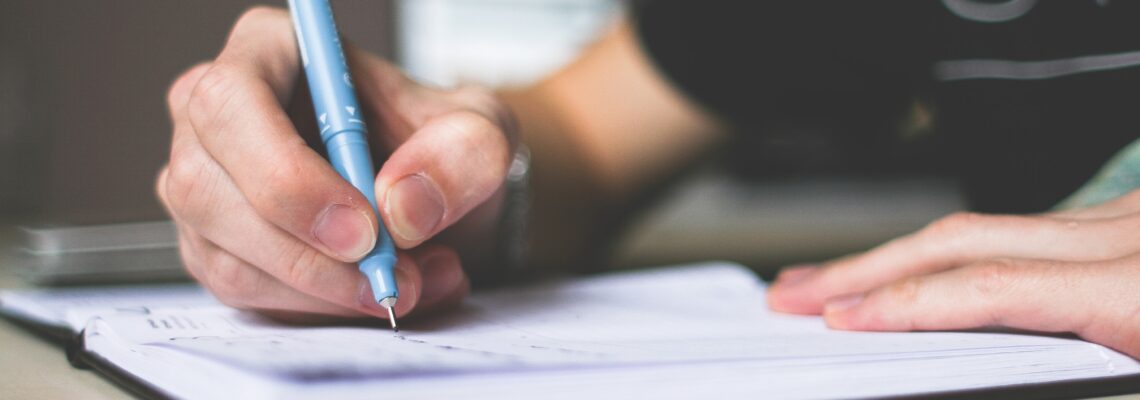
[3, 262, 1140, 400]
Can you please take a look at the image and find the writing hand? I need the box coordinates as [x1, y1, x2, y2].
[158, 7, 516, 322]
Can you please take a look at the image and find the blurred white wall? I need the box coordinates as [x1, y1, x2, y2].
[396, 0, 620, 88]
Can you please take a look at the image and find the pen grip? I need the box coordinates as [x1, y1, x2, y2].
[325, 130, 378, 207]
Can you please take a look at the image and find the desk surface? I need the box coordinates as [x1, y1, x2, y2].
[2, 228, 1140, 400]
[0, 229, 127, 399]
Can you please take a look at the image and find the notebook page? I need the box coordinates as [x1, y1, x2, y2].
[0, 284, 215, 332]
[82, 262, 1140, 400]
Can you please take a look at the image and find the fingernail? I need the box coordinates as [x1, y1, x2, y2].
[773, 266, 818, 288]
[824, 293, 865, 314]
[385, 174, 445, 243]
[314, 204, 376, 260]
[418, 253, 464, 306]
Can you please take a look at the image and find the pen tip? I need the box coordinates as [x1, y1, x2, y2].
[386, 305, 399, 332]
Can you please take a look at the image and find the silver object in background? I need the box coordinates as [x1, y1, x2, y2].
[16, 221, 186, 285]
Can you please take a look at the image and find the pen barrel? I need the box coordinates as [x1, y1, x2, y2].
[290, 0, 399, 302]
[289, 0, 365, 142]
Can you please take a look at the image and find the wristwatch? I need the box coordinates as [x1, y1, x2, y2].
[490, 145, 532, 282]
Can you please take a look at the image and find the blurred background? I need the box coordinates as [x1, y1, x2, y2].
[0, 1, 387, 225]
[0, 0, 615, 224]
[0, 0, 961, 273]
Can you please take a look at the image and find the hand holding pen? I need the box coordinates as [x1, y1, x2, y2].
[157, 6, 517, 323]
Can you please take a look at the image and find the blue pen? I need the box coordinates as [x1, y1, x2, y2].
[288, 0, 400, 330]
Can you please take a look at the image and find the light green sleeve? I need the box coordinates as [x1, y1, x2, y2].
[1055, 138, 1140, 210]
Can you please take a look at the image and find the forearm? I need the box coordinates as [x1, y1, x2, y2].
[500, 21, 726, 271]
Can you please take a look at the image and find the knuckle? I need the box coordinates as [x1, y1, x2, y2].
[923, 211, 985, 238]
[163, 151, 217, 219]
[281, 246, 329, 294]
[187, 65, 244, 134]
[245, 153, 309, 217]
[449, 111, 512, 172]
[965, 259, 1020, 296]
[203, 251, 261, 308]
[166, 64, 211, 116]
[884, 276, 924, 305]
[163, 153, 202, 212]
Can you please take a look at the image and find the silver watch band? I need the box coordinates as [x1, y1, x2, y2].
[492, 145, 532, 278]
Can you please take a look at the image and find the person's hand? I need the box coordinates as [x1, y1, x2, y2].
[767, 190, 1140, 358]
[157, 7, 516, 322]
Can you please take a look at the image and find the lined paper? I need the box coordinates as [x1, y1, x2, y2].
[72, 263, 1140, 400]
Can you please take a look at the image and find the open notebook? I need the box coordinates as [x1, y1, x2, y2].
[3, 262, 1140, 399]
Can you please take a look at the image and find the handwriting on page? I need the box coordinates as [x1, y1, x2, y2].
[78, 263, 1140, 400]
[0, 284, 216, 331]
[93, 264, 1118, 385]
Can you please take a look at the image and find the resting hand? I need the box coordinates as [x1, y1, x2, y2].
[157, 7, 516, 322]
[768, 190, 1140, 358]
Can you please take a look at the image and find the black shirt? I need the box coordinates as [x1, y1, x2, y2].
[634, 0, 1140, 213]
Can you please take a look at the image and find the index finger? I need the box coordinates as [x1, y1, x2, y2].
[186, 7, 380, 262]
[820, 257, 1140, 359]
[768, 211, 1138, 314]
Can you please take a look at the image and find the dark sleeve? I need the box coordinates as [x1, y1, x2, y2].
[632, 0, 931, 138]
